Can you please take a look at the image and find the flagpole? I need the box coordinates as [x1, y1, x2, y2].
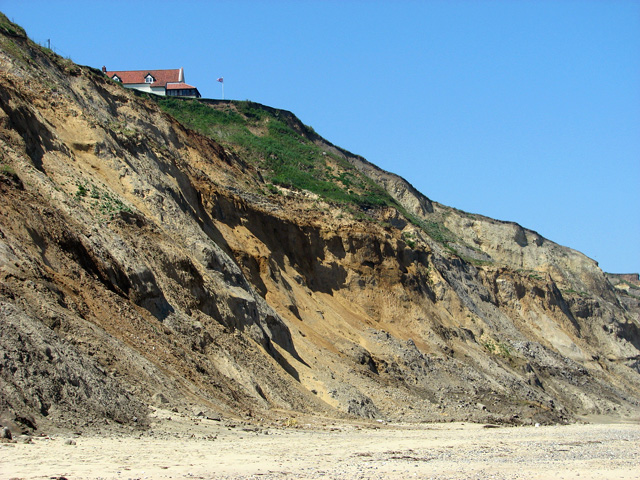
[218, 77, 224, 100]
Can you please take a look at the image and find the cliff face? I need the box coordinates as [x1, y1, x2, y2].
[0, 14, 639, 434]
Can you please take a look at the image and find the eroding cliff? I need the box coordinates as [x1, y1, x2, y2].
[0, 14, 638, 433]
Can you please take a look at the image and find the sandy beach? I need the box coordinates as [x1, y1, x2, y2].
[1, 408, 639, 480]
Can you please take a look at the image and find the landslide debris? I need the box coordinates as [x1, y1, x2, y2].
[0, 13, 639, 434]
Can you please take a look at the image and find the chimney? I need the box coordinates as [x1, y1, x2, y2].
[102, 66, 107, 73]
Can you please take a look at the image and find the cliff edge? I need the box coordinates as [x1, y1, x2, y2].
[1, 13, 638, 434]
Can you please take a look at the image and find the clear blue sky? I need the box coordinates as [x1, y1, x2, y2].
[2, 1, 639, 273]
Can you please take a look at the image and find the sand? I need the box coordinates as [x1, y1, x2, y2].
[2, 409, 639, 480]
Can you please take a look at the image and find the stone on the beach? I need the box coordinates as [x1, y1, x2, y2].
[153, 393, 170, 405]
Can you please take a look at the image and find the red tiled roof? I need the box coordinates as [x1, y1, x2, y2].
[166, 82, 197, 90]
[106, 68, 183, 87]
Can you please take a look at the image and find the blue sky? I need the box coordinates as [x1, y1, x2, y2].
[2, 1, 639, 274]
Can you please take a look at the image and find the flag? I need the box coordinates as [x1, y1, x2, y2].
[217, 77, 224, 83]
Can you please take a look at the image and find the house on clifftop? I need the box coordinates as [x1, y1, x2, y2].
[103, 66, 201, 98]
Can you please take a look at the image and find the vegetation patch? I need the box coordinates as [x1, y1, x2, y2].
[446, 246, 493, 267]
[400, 210, 459, 247]
[402, 231, 416, 249]
[75, 182, 88, 199]
[155, 97, 481, 252]
[421, 220, 456, 245]
[516, 269, 545, 281]
[155, 98, 398, 209]
[0, 162, 15, 177]
[0, 13, 27, 38]
[481, 337, 512, 359]
[74, 180, 132, 219]
[108, 120, 137, 138]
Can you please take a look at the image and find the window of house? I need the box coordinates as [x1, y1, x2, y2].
[145, 75, 154, 84]
[112, 75, 121, 82]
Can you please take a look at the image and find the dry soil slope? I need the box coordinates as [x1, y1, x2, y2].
[0, 14, 638, 435]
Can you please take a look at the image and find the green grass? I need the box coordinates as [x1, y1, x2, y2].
[0, 13, 27, 38]
[446, 247, 493, 267]
[154, 97, 477, 250]
[402, 231, 416, 249]
[108, 120, 137, 138]
[401, 210, 458, 246]
[517, 269, 545, 281]
[0, 13, 82, 76]
[0, 164, 16, 177]
[421, 220, 456, 245]
[481, 338, 512, 359]
[75, 183, 88, 198]
[0, 13, 488, 261]
[155, 98, 398, 208]
[74, 181, 132, 219]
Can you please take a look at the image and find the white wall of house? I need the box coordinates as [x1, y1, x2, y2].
[120, 83, 167, 96]
[122, 83, 151, 93]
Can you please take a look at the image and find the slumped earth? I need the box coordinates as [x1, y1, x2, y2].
[1, 13, 639, 473]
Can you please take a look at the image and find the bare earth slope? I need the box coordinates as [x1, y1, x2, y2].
[0, 14, 639, 436]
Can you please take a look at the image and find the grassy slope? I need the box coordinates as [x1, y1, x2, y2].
[155, 97, 468, 248]
[156, 98, 399, 209]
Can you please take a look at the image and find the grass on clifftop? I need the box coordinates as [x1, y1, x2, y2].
[155, 97, 473, 252]
[156, 98, 398, 209]
[0, 13, 27, 38]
